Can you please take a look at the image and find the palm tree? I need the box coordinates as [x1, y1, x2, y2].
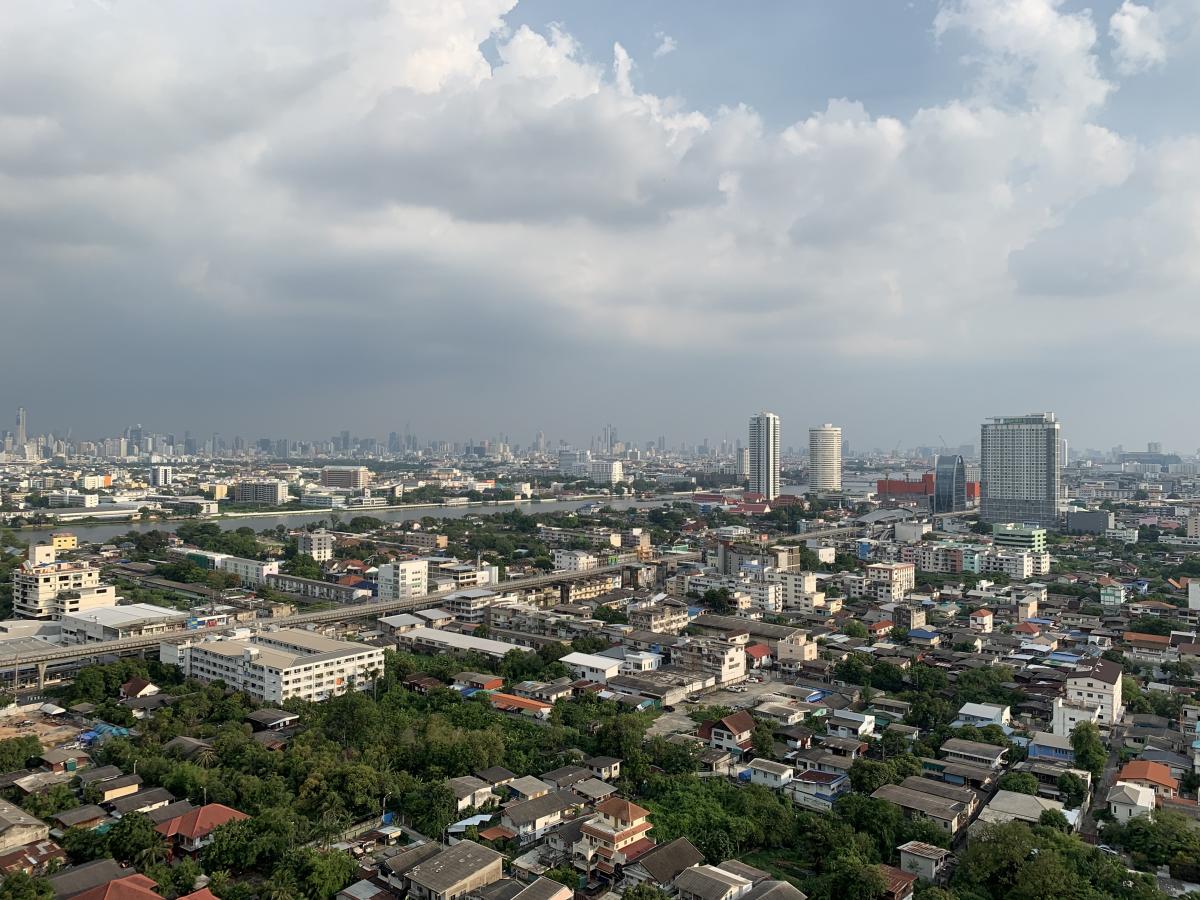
[135, 840, 168, 868]
[194, 747, 219, 769]
[263, 871, 299, 900]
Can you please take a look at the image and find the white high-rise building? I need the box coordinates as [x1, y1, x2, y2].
[748, 412, 780, 500]
[980, 413, 1062, 528]
[378, 559, 429, 601]
[809, 424, 842, 493]
[150, 466, 173, 487]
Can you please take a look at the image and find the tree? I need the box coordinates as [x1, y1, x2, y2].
[997, 772, 1040, 795]
[1039, 809, 1070, 831]
[283, 553, 323, 580]
[0, 735, 41, 772]
[623, 884, 670, 900]
[544, 865, 579, 889]
[1069, 723, 1107, 780]
[824, 853, 886, 900]
[1056, 772, 1088, 810]
[843, 620, 869, 639]
[0, 873, 52, 900]
[849, 759, 895, 795]
[751, 720, 775, 757]
[107, 813, 165, 863]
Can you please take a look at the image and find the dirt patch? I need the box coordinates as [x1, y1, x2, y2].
[0, 715, 81, 750]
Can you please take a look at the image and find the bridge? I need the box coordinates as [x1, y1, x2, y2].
[0, 554, 699, 688]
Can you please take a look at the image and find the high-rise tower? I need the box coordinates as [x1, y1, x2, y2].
[808, 424, 843, 493]
[980, 413, 1062, 527]
[748, 412, 780, 500]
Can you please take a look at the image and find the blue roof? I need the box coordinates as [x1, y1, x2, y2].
[908, 628, 939, 639]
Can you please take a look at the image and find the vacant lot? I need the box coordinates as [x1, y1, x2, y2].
[0, 715, 80, 749]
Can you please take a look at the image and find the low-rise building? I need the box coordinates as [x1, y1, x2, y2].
[406, 841, 504, 900]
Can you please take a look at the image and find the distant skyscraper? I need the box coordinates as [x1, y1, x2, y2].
[933, 454, 967, 513]
[808, 424, 843, 493]
[748, 412, 780, 500]
[980, 413, 1062, 527]
[15, 407, 26, 446]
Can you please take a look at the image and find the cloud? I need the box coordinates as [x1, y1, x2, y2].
[653, 32, 677, 58]
[1109, 1, 1168, 72]
[0, 0, 1199, 445]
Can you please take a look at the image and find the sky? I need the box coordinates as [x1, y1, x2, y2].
[3, 0, 1200, 453]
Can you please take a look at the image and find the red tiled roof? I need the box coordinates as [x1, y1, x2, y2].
[1118, 760, 1178, 790]
[156, 803, 249, 840]
[72, 875, 160, 900]
[745, 644, 771, 660]
[179, 890, 221, 900]
[594, 797, 651, 823]
[478, 825, 517, 841]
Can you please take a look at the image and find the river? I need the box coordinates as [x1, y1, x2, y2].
[14, 497, 665, 545]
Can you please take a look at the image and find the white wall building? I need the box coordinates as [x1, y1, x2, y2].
[162, 629, 385, 704]
[233, 480, 289, 505]
[296, 529, 335, 563]
[808, 424, 842, 493]
[377, 560, 429, 601]
[979, 413, 1062, 528]
[218, 556, 280, 587]
[553, 550, 598, 572]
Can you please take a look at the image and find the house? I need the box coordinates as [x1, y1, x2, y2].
[118, 678, 158, 701]
[939, 738, 1007, 770]
[108, 788, 175, 816]
[541, 766, 591, 790]
[40, 749, 90, 774]
[1115, 760, 1178, 800]
[475, 767, 516, 788]
[572, 778, 617, 804]
[898, 777, 980, 817]
[406, 840, 505, 900]
[500, 790, 583, 844]
[786, 770, 849, 813]
[52, 806, 109, 831]
[968, 610, 993, 633]
[747, 759, 793, 789]
[1064, 659, 1123, 727]
[826, 711, 875, 739]
[698, 711, 756, 758]
[745, 644, 772, 669]
[870, 785, 966, 835]
[1107, 782, 1156, 822]
[380, 842, 443, 894]
[72, 874, 162, 900]
[897, 842, 951, 883]
[868, 621, 894, 639]
[560, 652, 622, 684]
[975, 790, 1069, 829]
[155, 803, 250, 854]
[454, 672, 504, 692]
[952, 703, 1010, 729]
[623, 836, 704, 894]
[0, 800, 49, 855]
[574, 797, 656, 879]
[0, 838, 66, 876]
[506, 776, 553, 802]
[448, 776, 495, 812]
[245, 709, 300, 731]
[162, 736, 213, 761]
[49, 860, 138, 900]
[585, 756, 622, 781]
[89, 775, 143, 804]
[878, 864, 917, 900]
[674, 864, 755, 900]
[1027, 732, 1074, 764]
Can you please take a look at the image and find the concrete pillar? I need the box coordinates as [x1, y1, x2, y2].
[36, 663, 47, 691]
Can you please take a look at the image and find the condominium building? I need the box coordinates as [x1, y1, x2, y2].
[321, 466, 370, 490]
[672, 633, 748, 684]
[232, 479, 289, 505]
[627, 598, 690, 634]
[980, 414, 1062, 528]
[149, 466, 174, 488]
[809, 424, 842, 493]
[296, 529, 334, 563]
[12, 545, 120, 620]
[991, 523, 1048, 554]
[748, 412, 781, 500]
[47, 490, 98, 508]
[589, 460, 625, 485]
[553, 550, 599, 572]
[377, 559, 429, 601]
[844, 562, 916, 603]
[161, 629, 385, 704]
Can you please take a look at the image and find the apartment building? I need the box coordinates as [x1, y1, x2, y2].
[265, 573, 371, 604]
[553, 550, 599, 572]
[628, 598, 690, 634]
[1065, 659, 1124, 727]
[401, 531, 449, 552]
[295, 529, 334, 562]
[675, 574, 782, 614]
[377, 560, 429, 601]
[232, 480, 288, 505]
[845, 562, 916, 603]
[672, 633, 748, 684]
[406, 841, 505, 900]
[12, 545, 119, 620]
[765, 570, 826, 611]
[161, 629, 384, 704]
[219, 556, 280, 587]
[321, 466, 370, 490]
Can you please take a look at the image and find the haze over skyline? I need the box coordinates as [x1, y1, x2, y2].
[4, 1, 1200, 449]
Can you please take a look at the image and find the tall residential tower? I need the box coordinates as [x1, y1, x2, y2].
[980, 413, 1062, 528]
[748, 412, 780, 500]
[808, 424, 842, 493]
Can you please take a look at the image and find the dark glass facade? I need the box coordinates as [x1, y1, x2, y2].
[933, 454, 966, 513]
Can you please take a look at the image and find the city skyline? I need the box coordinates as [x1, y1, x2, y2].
[5, 2, 1200, 448]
